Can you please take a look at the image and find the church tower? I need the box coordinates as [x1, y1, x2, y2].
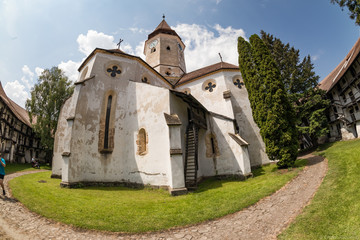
[144, 16, 186, 85]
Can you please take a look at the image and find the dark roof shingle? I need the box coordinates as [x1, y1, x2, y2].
[319, 38, 360, 92]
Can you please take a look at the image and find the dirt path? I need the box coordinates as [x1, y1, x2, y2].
[0, 154, 327, 240]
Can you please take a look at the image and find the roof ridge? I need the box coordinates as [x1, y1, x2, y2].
[319, 37, 360, 92]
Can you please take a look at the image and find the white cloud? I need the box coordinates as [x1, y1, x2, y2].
[58, 60, 80, 82]
[4, 80, 29, 108]
[129, 27, 150, 34]
[77, 30, 117, 56]
[173, 23, 246, 72]
[21, 65, 34, 89]
[35, 67, 44, 77]
[312, 55, 320, 61]
[135, 41, 145, 59]
[215, 0, 222, 4]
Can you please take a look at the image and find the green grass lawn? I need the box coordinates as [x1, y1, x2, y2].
[9, 160, 305, 233]
[279, 139, 360, 239]
[6, 162, 51, 175]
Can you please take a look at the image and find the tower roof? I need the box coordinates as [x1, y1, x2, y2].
[148, 19, 180, 40]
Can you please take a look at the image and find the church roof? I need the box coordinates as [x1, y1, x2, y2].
[175, 62, 239, 86]
[0, 82, 32, 127]
[319, 37, 360, 92]
[148, 19, 181, 40]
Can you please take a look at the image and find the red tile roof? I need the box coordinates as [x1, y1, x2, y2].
[175, 62, 239, 86]
[319, 38, 360, 92]
[0, 82, 32, 127]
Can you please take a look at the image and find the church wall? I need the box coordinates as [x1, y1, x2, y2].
[207, 116, 251, 176]
[61, 53, 173, 187]
[177, 71, 235, 119]
[175, 72, 253, 177]
[176, 71, 269, 167]
[52, 95, 74, 178]
[129, 81, 172, 187]
[225, 75, 270, 167]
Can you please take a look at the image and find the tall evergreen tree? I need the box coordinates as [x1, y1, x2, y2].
[238, 34, 299, 168]
[26, 67, 74, 162]
[261, 31, 330, 146]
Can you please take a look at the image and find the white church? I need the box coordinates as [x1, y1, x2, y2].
[52, 18, 269, 195]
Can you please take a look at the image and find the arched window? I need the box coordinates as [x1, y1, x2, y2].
[99, 92, 116, 153]
[104, 95, 112, 149]
[137, 128, 148, 155]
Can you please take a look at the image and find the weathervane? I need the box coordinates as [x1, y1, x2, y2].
[117, 38, 123, 49]
[218, 53, 223, 62]
[163, 14, 165, 20]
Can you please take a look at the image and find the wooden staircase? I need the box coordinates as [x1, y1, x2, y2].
[184, 123, 199, 190]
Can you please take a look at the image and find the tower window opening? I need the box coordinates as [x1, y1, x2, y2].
[151, 47, 156, 53]
[166, 46, 171, 50]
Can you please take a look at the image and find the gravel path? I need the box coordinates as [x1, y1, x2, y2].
[0, 154, 327, 240]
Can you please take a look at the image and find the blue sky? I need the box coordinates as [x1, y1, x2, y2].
[0, 0, 359, 107]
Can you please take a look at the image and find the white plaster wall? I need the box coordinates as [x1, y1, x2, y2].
[341, 125, 356, 140]
[210, 117, 250, 175]
[63, 53, 172, 187]
[356, 121, 360, 137]
[197, 123, 215, 177]
[176, 70, 269, 167]
[177, 72, 235, 119]
[52, 83, 81, 178]
[225, 74, 269, 166]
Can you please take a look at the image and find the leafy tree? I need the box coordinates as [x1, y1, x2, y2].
[238, 34, 298, 168]
[26, 67, 74, 161]
[331, 0, 360, 25]
[261, 31, 330, 146]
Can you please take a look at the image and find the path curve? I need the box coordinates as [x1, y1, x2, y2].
[0, 154, 327, 240]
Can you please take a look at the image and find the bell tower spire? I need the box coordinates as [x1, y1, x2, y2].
[144, 16, 186, 84]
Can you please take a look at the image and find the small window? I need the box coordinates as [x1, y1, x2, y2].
[166, 46, 171, 50]
[205, 133, 220, 158]
[106, 65, 121, 78]
[165, 71, 171, 76]
[350, 66, 356, 77]
[205, 82, 216, 92]
[341, 94, 346, 102]
[233, 78, 244, 89]
[356, 105, 359, 111]
[151, 47, 156, 53]
[141, 77, 148, 83]
[137, 128, 148, 155]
